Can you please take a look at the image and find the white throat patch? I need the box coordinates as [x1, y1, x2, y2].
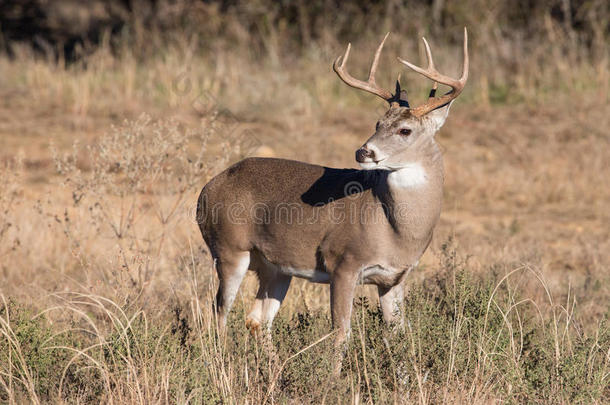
[387, 163, 428, 189]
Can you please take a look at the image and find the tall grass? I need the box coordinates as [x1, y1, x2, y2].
[0, 247, 608, 403]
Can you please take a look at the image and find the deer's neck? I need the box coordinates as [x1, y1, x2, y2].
[388, 138, 443, 190]
[372, 139, 444, 238]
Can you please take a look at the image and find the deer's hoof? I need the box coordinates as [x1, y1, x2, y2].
[245, 317, 261, 335]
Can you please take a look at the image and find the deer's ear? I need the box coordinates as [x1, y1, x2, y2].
[425, 101, 453, 133]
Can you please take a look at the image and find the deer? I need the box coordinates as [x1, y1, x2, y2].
[197, 28, 468, 347]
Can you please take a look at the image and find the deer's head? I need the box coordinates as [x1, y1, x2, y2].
[333, 29, 468, 170]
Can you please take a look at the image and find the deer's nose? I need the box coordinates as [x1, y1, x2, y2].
[355, 146, 375, 163]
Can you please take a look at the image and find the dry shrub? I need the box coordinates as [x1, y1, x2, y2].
[42, 113, 247, 305]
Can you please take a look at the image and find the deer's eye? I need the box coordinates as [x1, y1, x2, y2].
[399, 128, 412, 136]
[376, 122, 380, 130]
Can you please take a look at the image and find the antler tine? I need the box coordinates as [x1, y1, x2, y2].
[397, 27, 469, 117]
[336, 43, 351, 69]
[333, 33, 394, 102]
[461, 26, 469, 83]
[422, 37, 435, 70]
[368, 32, 390, 84]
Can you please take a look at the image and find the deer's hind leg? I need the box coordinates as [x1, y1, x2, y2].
[246, 253, 292, 334]
[214, 250, 250, 332]
[378, 283, 405, 328]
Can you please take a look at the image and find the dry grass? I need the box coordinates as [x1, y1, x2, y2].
[0, 1, 609, 403]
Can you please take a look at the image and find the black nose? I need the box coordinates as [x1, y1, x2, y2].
[355, 147, 374, 163]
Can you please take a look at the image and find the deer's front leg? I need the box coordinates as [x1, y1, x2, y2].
[330, 265, 358, 376]
[330, 266, 359, 345]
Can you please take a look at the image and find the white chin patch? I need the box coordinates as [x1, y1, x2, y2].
[358, 162, 378, 170]
[387, 163, 428, 188]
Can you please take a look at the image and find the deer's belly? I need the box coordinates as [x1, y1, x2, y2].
[250, 248, 413, 287]
[278, 266, 331, 283]
[250, 249, 331, 284]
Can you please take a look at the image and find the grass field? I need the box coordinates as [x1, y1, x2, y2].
[0, 1, 609, 403]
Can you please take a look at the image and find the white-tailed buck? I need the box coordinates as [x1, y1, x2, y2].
[197, 29, 468, 345]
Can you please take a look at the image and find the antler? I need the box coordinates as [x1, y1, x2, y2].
[397, 27, 469, 117]
[333, 33, 394, 102]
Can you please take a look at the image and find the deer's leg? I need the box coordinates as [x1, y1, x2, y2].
[215, 251, 250, 332]
[378, 283, 405, 328]
[245, 295, 264, 334]
[330, 266, 359, 376]
[261, 273, 292, 326]
[246, 268, 291, 334]
[246, 260, 271, 333]
[330, 267, 359, 345]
